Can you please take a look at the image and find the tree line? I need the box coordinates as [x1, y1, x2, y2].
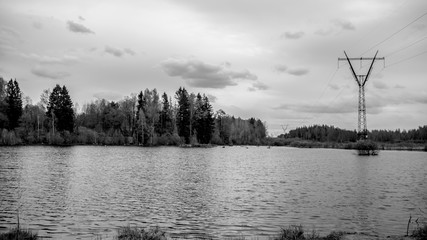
[0, 77, 267, 146]
[280, 124, 427, 143]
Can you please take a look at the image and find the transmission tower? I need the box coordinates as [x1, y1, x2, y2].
[338, 51, 384, 140]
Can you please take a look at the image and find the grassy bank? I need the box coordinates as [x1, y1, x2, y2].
[1, 224, 426, 240]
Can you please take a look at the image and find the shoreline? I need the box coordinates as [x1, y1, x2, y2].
[0, 224, 424, 240]
[1, 141, 425, 152]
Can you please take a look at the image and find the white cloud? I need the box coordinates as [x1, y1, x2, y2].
[373, 81, 388, 90]
[281, 31, 305, 39]
[275, 64, 288, 73]
[105, 46, 123, 57]
[206, 94, 217, 103]
[23, 53, 78, 65]
[105, 46, 136, 57]
[31, 66, 70, 79]
[287, 68, 310, 76]
[249, 81, 269, 91]
[67, 21, 94, 34]
[332, 19, 355, 30]
[93, 92, 123, 101]
[161, 57, 257, 89]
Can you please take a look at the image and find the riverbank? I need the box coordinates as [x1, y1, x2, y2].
[1, 224, 425, 240]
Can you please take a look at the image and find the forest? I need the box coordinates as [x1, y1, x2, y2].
[279, 124, 427, 143]
[0, 77, 267, 146]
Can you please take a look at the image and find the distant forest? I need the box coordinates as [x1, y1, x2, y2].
[0, 78, 267, 146]
[279, 125, 427, 143]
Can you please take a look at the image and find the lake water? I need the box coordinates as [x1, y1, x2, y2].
[0, 146, 426, 239]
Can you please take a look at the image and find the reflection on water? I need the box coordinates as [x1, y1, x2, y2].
[0, 146, 426, 239]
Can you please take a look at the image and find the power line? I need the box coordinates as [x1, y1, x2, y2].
[317, 68, 339, 102]
[351, 0, 411, 52]
[386, 35, 427, 57]
[386, 50, 427, 67]
[361, 12, 427, 56]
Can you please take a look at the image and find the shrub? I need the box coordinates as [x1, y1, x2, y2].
[412, 224, 427, 240]
[116, 226, 166, 240]
[0, 227, 38, 240]
[355, 140, 379, 155]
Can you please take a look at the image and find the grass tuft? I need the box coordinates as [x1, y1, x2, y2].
[323, 231, 346, 240]
[412, 224, 427, 240]
[275, 225, 305, 240]
[0, 227, 38, 240]
[115, 226, 167, 240]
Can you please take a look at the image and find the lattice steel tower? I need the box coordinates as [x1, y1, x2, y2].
[338, 51, 384, 140]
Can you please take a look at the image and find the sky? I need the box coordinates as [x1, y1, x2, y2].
[1, 0, 426, 136]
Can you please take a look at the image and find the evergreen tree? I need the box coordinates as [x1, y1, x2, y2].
[201, 95, 214, 143]
[159, 92, 173, 135]
[47, 84, 74, 133]
[5, 79, 23, 129]
[0, 77, 8, 129]
[175, 87, 190, 144]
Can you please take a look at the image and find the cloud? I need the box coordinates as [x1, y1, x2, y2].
[394, 84, 405, 89]
[32, 21, 43, 29]
[124, 48, 135, 56]
[105, 46, 123, 57]
[281, 31, 305, 39]
[93, 92, 123, 101]
[31, 66, 70, 79]
[206, 94, 217, 103]
[105, 46, 136, 57]
[287, 68, 309, 76]
[79, 16, 85, 21]
[314, 28, 333, 36]
[160, 57, 257, 89]
[333, 19, 355, 30]
[373, 81, 388, 90]
[275, 64, 309, 76]
[275, 64, 288, 73]
[67, 21, 94, 34]
[248, 81, 269, 91]
[275, 91, 427, 116]
[23, 53, 78, 65]
[274, 101, 354, 114]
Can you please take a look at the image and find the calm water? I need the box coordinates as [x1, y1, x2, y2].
[0, 146, 426, 239]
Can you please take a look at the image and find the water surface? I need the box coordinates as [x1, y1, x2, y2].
[0, 146, 426, 239]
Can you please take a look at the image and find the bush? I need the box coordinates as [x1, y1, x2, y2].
[355, 140, 379, 155]
[0, 227, 38, 240]
[116, 226, 166, 240]
[412, 224, 427, 240]
[275, 225, 305, 240]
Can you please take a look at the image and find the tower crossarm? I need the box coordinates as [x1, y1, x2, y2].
[364, 50, 379, 86]
[343, 51, 360, 86]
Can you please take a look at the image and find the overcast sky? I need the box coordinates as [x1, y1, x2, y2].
[1, 0, 426, 136]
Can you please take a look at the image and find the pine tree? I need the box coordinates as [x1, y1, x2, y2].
[175, 87, 190, 144]
[47, 84, 74, 133]
[201, 95, 214, 143]
[159, 92, 173, 135]
[193, 93, 204, 143]
[5, 79, 23, 129]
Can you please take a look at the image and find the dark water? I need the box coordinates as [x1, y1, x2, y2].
[0, 146, 426, 239]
